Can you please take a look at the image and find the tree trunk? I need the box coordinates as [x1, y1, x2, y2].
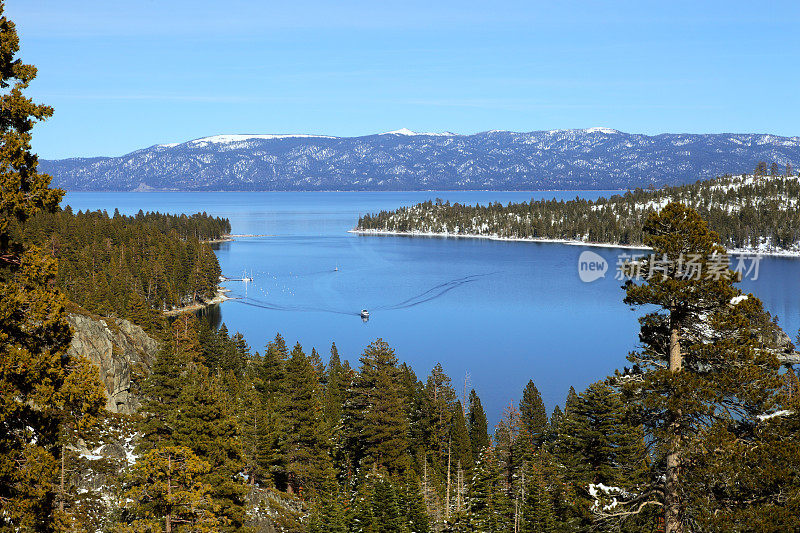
[166, 452, 173, 533]
[445, 440, 451, 519]
[59, 443, 65, 513]
[665, 312, 683, 533]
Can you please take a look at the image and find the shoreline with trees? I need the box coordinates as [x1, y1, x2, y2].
[356, 172, 800, 257]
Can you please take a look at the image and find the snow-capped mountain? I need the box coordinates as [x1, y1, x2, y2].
[42, 129, 800, 191]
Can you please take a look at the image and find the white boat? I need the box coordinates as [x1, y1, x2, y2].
[360, 309, 369, 319]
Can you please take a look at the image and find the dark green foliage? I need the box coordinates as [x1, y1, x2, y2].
[15, 207, 228, 326]
[450, 402, 473, 472]
[424, 363, 457, 465]
[465, 446, 513, 532]
[357, 173, 800, 251]
[558, 382, 647, 489]
[198, 322, 248, 377]
[556, 382, 649, 527]
[519, 379, 548, 450]
[137, 343, 183, 449]
[252, 334, 289, 488]
[137, 321, 247, 531]
[308, 483, 347, 533]
[323, 343, 344, 428]
[371, 476, 404, 533]
[564, 386, 579, 416]
[173, 365, 247, 531]
[520, 464, 556, 533]
[397, 468, 430, 533]
[546, 405, 563, 443]
[620, 202, 796, 530]
[343, 339, 410, 473]
[467, 390, 490, 461]
[283, 342, 329, 493]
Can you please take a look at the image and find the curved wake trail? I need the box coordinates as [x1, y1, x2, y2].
[233, 297, 361, 316]
[231, 272, 496, 316]
[374, 272, 497, 311]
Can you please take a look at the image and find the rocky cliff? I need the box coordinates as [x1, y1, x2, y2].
[67, 313, 158, 414]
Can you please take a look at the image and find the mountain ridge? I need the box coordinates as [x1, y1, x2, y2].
[41, 128, 800, 191]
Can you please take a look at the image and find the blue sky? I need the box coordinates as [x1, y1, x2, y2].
[8, 1, 800, 159]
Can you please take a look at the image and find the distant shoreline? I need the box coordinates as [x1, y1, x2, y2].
[349, 229, 800, 258]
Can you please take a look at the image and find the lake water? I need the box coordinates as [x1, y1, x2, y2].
[64, 191, 800, 425]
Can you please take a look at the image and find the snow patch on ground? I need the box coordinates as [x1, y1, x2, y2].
[757, 409, 793, 421]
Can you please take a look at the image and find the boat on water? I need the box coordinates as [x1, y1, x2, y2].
[360, 309, 369, 319]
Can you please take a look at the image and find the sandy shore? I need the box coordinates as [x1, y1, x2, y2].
[350, 229, 800, 257]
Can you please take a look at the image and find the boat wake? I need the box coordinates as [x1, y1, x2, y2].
[233, 297, 361, 316]
[231, 272, 496, 316]
[373, 272, 496, 311]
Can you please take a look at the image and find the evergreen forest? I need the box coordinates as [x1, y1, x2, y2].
[357, 171, 800, 253]
[11, 207, 229, 330]
[2, 5, 800, 533]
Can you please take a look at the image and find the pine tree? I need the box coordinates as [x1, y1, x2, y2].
[0, 6, 106, 528]
[372, 475, 404, 533]
[546, 405, 563, 443]
[138, 344, 184, 452]
[172, 313, 203, 363]
[564, 386, 579, 416]
[323, 342, 344, 428]
[307, 469, 347, 533]
[139, 326, 247, 532]
[466, 446, 513, 532]
[117, 446, 219, 533]
[348, 471, 377, 533]
[344, 339, 409, 473]
[467, 390, 489, 462]
[53, 357, 108, 519]
[237, 363, 266, 487]
[397, 467, 430, 533]
[172, 364, 247, 531]
[560, 382, 647, 489]
[494, 402, 521, 496]
[519, 379, 548, 450]
[424, 363, 457, 471]
[252, 334, 288, 488]
[283, 342, 329, 494]
[556, 381, 649, 528]
[451, 401, 473, 472]
[309, 346, 325, 381]
[623, 202, 789, 531]
[520, 463, 556, 533]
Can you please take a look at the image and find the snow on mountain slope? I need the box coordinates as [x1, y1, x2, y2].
[380, 128, 455, 136]
[42, 129, 800, 191]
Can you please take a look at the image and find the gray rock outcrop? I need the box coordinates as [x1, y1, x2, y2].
[66, 313, 158, 414]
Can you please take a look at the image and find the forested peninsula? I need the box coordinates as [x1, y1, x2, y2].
[13, 208, 230, 328]
[356, 170, 800, 255]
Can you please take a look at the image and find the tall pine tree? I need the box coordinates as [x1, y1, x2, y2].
[0, 6, 106, 528]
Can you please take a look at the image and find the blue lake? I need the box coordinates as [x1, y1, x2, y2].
[64, 191, 800, 425]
